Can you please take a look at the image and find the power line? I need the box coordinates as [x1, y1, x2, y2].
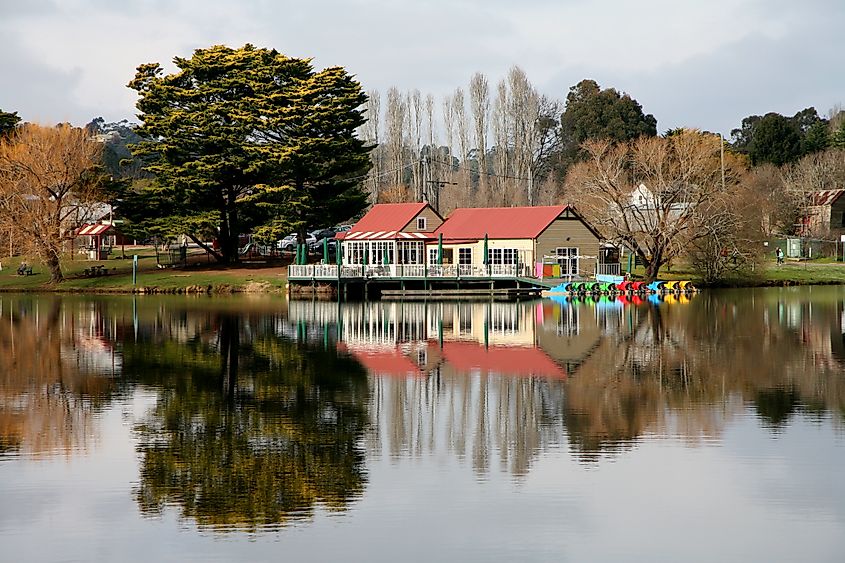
[427, 156, 534, 182]
[348, 160, 417, 183]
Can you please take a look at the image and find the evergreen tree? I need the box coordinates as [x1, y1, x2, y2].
[0, 109, 20, 138]
[560, 79, 657, 166]
[731, 107, 829, 165]
[127, 44, 370, 263]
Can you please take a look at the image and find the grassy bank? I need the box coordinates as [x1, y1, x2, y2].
[0, 251, 288, 293]
[634, 259, 845, 287]
[0, 252, 843, 294]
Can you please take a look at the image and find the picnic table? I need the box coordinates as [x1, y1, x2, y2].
[83, 264, 109, 277]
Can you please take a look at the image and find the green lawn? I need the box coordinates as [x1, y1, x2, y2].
[629, 259, 845, 286]
[0, 250, 289, 293]
[2, 251, 844, 293]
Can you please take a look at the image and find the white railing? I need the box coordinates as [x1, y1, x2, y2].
[289, 264, 339, 279]
[458, 264, 474, 276]
[398, 264, 426, 277]
[288, 263, 534, 279]
[596, 263, 622, 276]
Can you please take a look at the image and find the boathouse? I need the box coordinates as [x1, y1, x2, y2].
[429, 205, 609, 278]
[288, 202, 615, 297]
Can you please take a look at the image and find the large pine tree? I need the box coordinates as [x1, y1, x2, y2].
[127, 44, 370, 263]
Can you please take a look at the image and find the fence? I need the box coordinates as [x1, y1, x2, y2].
[288, 263, 533, 279]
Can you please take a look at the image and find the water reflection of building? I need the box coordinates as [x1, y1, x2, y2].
[288, 300, 588, 379]
[288, 291, 845, 470]
[289, 300, 596, 475]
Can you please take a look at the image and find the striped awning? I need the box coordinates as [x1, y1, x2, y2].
[343, 230, 430, 240]
[76, 223, 113, 236]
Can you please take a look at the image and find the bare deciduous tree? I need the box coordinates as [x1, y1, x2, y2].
[408, 90, 423, 201]
[361, 90, 382, 203]
[385, 87, 407, 190]
[492, 79, 511, 205]
[780, 149, 845, 236]
[469, 73, 490, 199]
[0, 123, 104, 282]
[566, 130, 747, 281]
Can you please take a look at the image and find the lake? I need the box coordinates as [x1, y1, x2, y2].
[1, 288, 844, 562]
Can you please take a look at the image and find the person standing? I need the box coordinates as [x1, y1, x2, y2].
[776, 247, 784, 265]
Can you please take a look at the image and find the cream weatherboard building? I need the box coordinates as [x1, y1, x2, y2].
[288, 202, 617, 292]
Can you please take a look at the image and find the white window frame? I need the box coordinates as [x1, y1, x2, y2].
[416, 216, 427, 231]
[556, 247, 579, 275]
[487, 248, 517, 265]
[458, 248, 472, 266]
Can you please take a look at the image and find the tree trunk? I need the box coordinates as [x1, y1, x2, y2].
[44, 247, 63, 283]
[217, 189, 240, 264]
[643, 247, 665, 282]
[644, 261, 661, 283]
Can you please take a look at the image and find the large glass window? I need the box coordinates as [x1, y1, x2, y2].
[458, 248, 472, 265]
[346, 241, 365, 264]
[429, 247, 454, 264]
[371, 241, 394, 264]
[487, 248, 518, 265]
[397, 241, 424, 264]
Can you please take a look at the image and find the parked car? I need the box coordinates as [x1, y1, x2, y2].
[309, 228, 336, 243]
[277, 232, 316, 251]
[309, 237, 337, 250]
[310, 239, 338, 257]
[333, 224, 352, 232]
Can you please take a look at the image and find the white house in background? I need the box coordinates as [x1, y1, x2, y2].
[629, 183, 691, 214]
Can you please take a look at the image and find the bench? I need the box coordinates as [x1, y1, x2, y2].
[16, 266, 34, 276]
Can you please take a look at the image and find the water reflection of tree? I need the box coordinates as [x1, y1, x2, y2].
[125, 311, 370, 531]
[0, 296, 116, 457]
[564, 292, 845, 461]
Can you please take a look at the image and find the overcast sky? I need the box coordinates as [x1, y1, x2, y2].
[1, 0, 843, 136]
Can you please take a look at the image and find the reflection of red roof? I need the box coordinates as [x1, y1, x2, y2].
[440, 341, 566, 379]
[337, 342, 423, 377]
[434, 206, 567, 240]
[348, 203, 433, 234]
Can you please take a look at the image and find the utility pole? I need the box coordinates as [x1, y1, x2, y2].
[528, 165, 534, 206]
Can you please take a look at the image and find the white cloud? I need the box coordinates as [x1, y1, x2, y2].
[0, 0, 841, 133]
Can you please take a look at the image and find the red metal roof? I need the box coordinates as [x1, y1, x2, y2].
[348, 203, 431, 234]
[810, 190, 845, 206]
[76, 223, 113, 236]
[344, 230, 431, 241]
[440, 341, 566, 379]
[433, 205, 568, 240]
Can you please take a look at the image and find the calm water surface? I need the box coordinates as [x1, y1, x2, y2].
[1, 289, 844, 562]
